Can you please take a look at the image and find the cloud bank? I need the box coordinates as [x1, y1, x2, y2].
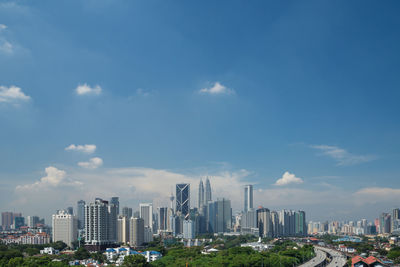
[310, 145, 376, 166]
[0, 85, 31, 103]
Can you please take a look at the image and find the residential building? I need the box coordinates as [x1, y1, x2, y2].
[129, 217, 144, 247]
[183, 220, 195, 239]
[110, 197, 120, 215]
[77, 200, 85, 229]
[139, 203, 153, 231]
[257, 208, 271, 238]
[117, 215, 129, 244]
[52, 209, 78, 247]
[122, 207, 133, 219]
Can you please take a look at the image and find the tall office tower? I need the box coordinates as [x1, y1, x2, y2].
[176, 183, 190, 219]
[117, 215, 129, 244]
[77, 200, 85, 230]
[85, 198, 115, 246]
[129, 217, 144, 247]
[67, 207, 74, 215]
[198, 180, 204, 209]
[167, 208, 175, 232]
[110, 197, 120, 215]
[122, 207, 133, 219]
[392, 209, 400, 232]
[108, 203, 118, 243]
[380, 213, 391, 234]
[257, 207, 271, 238]
[205, 178, 212, 203]
[244, 185, 253, 212]
[14, 216, 25, 229]
[295, 211, 307, 236]
[207, 198, 232, 233]
[139, 203, 153, 231]
[158, 207, 168, 232]
[183, 220, 195, 239]
[52, 210, 78, 247]
[270, 211, 280, 237]
[27, 216, 40, 228]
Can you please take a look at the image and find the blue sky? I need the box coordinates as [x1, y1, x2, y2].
[1, 0, 400, 222]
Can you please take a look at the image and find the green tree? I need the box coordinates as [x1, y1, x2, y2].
[74, 247, 90, 260]
[122, 254, 149, 267]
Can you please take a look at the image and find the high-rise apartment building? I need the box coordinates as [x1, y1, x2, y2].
[110, 197, 120, 215]
[129, 217, 144, 247]
[139, 203, 153, 231]
[14, 216, 25, 229]
[117, 215, 129, 244]
[1, 212, 21, 230]
[85, 198, 117, 246]
[27, 216, 40, 228]
[52, 210, 78, 247]
[176, 183, 190, 219]
[380, 213, 391, 234]
[392, 208, 400, 232]
[244, 185, 253, 212]
[183, 220, 195, 239]
[77, 200, 85, 229]
[295, 211, 307, 236]
[198, 180, 204, 209]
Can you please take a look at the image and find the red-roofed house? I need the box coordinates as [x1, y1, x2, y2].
[352, 255, 387, 267]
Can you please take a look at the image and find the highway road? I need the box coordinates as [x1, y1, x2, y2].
[317, 246, 347, 267]
[298, 247, 327, 267]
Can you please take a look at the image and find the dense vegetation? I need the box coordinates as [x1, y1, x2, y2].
[0, 237, 315, 267]
[149, 240, 315, 267]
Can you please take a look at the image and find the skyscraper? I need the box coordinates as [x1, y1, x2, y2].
[52, 210, 78, 247]
[295, 211, 307, 236]
[205, 178, 212, 203]
[85, 198, 116, 247]
[198, 180, 204, 209]
[139, 203, 153, 231]
[1, 212, 21, 230]
[176, 183, 190, 219]
[122, 207, 133, 219]
[244, 185, 253, 212]
[110, 197, 120, 215]
[67, 207, 74, 215]
[129, 217, 144, 247]
[257, 207, 271, 238]
[207, 198, 232, 233]
[77, 200, 85, 229]
[117, 215, 129, 244]
[392, 208, 400, 232]
[158, 207, 168, 232]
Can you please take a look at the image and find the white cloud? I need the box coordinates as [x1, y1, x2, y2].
[0, 40, 12, 54]
[65, 144, 96, 154]
[75, 83, 102, 95]
[16, 166, 81, 191]
[0, 85, 31, 103]
[0, 24, 7, 30]
[274, 171, 303, 186]
[78, 157, 103, 169]
[311, 145, 376, 166]
[199, 82, 235, 95]
[353, 187, 400, 205]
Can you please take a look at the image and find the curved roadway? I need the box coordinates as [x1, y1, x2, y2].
[298, 247, 327, 267]
[298, 246, 347, 267]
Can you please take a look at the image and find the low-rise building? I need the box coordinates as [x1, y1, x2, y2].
[40, 247, 59, 255]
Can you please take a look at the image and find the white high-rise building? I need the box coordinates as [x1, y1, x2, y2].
[117, 215, 129, 244]
[85, 198, 116, 245]
[183, 220, 195, 239]
[244, 185, 253, 212]
[139, 203, 153, 231]
[52, 210, 78, 247]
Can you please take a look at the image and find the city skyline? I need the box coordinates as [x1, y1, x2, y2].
[2, 1, 400, 222]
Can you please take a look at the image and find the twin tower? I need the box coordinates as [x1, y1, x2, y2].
[198, 177, 212, 209]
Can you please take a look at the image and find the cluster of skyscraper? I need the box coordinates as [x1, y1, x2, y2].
[2, 177, 307, 250]
[308, 208, 400, 236]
